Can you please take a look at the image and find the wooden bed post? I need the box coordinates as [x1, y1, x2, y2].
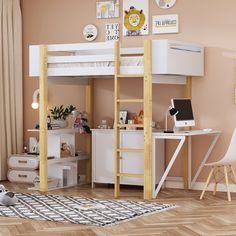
[143, 40, 152, 200]
[85, 78, 93, 183]
[183, 76, 192, 190]
[114, 41, 121, 198]
[39, 45, 48, 192]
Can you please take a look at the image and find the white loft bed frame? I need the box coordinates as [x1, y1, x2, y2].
[29, 39, 204, 200]
[30, 39, 204, 84]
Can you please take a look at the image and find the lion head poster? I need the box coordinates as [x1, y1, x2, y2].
[123, 0, 149, 36]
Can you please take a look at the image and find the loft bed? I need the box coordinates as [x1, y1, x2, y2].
[30, 39, 204, 83]
[29, 39, 204, 200]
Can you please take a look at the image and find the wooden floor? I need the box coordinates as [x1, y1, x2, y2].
[0, 181, 236, 236]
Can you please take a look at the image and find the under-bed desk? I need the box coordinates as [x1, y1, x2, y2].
[152, 130, 221, 198]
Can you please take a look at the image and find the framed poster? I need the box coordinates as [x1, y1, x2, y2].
[152, 14, 179, 34]
[83, 24, 98, 41]
[105, 23, 119, 41]
[123, 0, 149, 36]
[155, 0, 176, 9]
[96, 0, 119, 19]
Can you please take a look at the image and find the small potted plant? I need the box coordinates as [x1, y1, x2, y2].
[49, 105, 76, 128]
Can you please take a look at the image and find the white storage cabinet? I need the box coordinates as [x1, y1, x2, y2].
[92, 129, 164, 187]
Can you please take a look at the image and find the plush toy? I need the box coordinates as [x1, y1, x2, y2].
[0, 185, 17, 206]
[134, 110, 144, 124]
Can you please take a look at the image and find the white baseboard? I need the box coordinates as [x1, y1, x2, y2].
[165, 176, 236, 193]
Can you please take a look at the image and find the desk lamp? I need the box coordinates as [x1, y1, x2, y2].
[164, 106, 178, 133]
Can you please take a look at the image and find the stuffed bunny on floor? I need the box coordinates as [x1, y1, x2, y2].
[0, 185, 17, 206]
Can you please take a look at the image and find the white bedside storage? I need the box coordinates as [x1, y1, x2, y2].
[8, 128, 89, 189]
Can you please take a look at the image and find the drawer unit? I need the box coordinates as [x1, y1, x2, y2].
[8, 169, 39, 183]
[8, 154, 39, 170]
[7, 154, 39, 184]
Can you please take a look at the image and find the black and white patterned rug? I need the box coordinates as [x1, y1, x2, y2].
[0, 193, 175, 226]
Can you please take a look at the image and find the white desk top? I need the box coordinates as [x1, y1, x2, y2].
[153, 130, 221, 137]
[92, 129, 221, 137]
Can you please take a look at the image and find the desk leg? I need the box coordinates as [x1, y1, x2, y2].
[191, 134, 220, 188]
[153, 137, 185, 198]
[188, 137, 192, 189]
[152, 138, 156, 198]
[183, 137, 189, 190]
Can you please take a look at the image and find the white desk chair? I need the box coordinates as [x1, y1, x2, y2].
[200, 128, 236, 201]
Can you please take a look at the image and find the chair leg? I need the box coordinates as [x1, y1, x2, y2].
[224, 166, 231, 201]
[230, 165, 236, 184]
[213, 166, 219, 196]
[200, 167, 214, 200]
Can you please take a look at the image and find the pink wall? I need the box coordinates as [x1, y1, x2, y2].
[21, 0, 236, 181]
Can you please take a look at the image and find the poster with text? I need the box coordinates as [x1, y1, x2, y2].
[152, 14, 179, 34]
[123, 0, 149, 36]
[96, 0, 119, 19]
[105, 23, 119, 41]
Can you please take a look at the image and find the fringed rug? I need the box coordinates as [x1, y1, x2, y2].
[0, 193, 175, 226]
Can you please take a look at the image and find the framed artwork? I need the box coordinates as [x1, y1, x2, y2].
[83, 24, 98, 41]
[123, 0, 149, 36]
[105, 23, 119, 41]
[119, 110, 128, 124]
[152, 14, 179, 34]
[155, 0, 176, 9]
[96, 0, 119, 19]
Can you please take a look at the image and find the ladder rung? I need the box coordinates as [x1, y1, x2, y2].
[117, 74, 144, 78]
[117, 173, 144, 178]
[117, 124, 144, 128]
[116, 99, 144, 103]
[117, 148, 144, 153]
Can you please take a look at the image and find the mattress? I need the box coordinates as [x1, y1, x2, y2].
[48, 56, 143, 69]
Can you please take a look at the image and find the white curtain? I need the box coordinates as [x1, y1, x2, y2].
[0, 0, 23, 180]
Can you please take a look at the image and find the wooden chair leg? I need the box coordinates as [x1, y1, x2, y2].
[213, 166, 219, 196]
[230, 165, 236, 184]
[224, 166, 231, 201]
[200, 167, 214, 200]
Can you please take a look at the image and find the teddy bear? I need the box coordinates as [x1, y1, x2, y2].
[0, 185, 17, 206]
[134, 110, 144, 125]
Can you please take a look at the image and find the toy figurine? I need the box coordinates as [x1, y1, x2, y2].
[73, 111, 91, 134]
[0, 185, 17, 206]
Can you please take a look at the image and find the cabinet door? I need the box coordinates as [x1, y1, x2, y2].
[92, 132, 114, 184]
[120, 132, 144, 185]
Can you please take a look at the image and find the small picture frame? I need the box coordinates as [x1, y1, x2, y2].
[119, 110, 128, 124]
[83, 24, 98, 41]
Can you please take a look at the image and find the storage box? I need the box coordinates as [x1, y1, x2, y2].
[7, 169, 39, 183]
[33, 177, 59, 189]
[8, 154, 39, 170]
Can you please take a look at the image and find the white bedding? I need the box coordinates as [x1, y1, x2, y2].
[48, 56, 143, 69]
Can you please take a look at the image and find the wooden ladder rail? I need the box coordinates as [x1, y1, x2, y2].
[39, 45, 48, 192]
[114, 40, 152, 200]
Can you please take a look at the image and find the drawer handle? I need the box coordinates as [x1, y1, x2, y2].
[18, 174, 27, 178]
[18, 160, 27, 164]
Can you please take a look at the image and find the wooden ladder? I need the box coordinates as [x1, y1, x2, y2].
[114, 40, 152, 200]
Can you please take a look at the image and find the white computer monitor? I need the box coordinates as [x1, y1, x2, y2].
[171, 98, 195, 128]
